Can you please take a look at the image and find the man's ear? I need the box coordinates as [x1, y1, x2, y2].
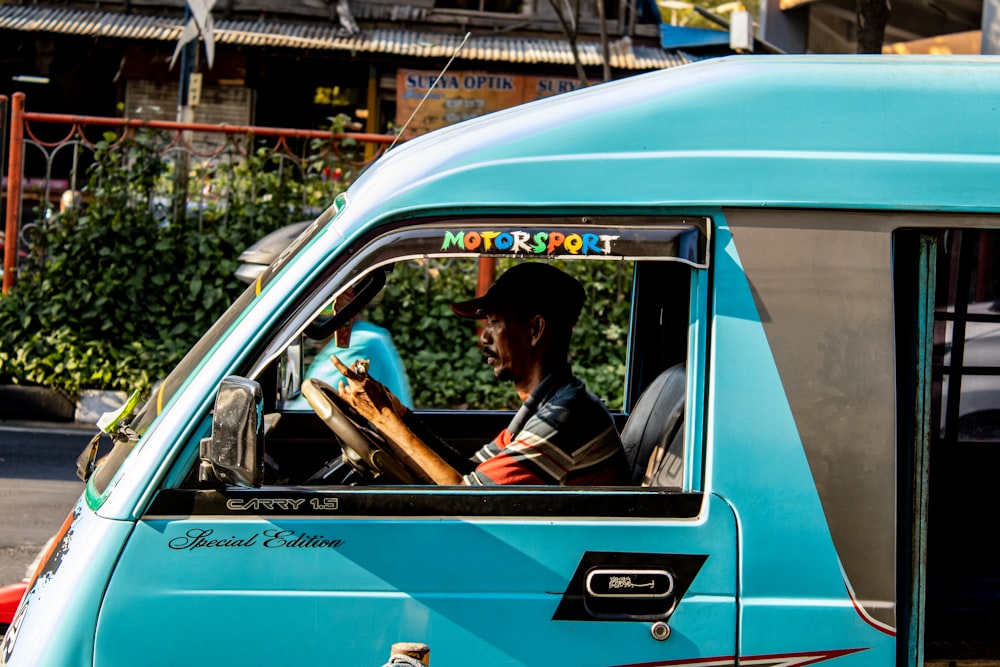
[529, 314, 546, 347]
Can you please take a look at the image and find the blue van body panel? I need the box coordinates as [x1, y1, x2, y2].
[95, 496, 738, 665]
[1, 501, 132, 666]
[685, 265, 710, 492]
[710, 222, 895, 659]
[339, 56, 1000, 238]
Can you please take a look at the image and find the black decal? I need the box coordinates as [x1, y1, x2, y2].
[146, 489, 703, 519]
[168, 528, 260, 550]
[261, 530, 343, 549]
[166, 527, 343, 551]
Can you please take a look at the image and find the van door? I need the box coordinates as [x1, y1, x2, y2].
[95, 217, 738, 667]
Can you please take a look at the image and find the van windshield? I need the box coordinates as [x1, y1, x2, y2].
[130, 197, 345, 436]
[88, 198, 347, 497]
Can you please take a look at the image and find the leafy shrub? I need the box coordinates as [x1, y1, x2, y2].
[368, 258, 632, 411]
[0, 130, 346, 398]
[0, 126, 632, 411]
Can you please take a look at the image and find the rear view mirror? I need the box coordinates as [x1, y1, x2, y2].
[279, 337, 304, 401]
[304, 269, 386, 341]
[200, 376, 264, 488]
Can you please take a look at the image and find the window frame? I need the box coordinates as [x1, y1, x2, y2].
[230, 214, 709, 496]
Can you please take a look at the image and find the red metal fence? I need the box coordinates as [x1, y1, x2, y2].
[1, 91, 395, 294]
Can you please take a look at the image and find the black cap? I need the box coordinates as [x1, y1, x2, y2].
[450, 263, 586, 327]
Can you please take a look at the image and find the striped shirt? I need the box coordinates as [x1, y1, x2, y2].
[463, 367, 629, 486]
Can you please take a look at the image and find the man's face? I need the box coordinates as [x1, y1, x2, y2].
[480, 308, 533, 382]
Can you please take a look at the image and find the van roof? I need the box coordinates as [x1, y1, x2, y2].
[346, 55, 1000, 220]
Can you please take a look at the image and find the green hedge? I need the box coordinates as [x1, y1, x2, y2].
[0, 131, 345, 399]
[0, 131, 631, 410]
[368, 258, 632, 410]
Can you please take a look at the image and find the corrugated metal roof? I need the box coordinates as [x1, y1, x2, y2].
[0, 5, 689, 70]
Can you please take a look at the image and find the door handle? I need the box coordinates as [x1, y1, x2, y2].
[583, 568, 678, 620]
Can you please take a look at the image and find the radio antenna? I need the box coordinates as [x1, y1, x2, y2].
[387, 31, 471, 152]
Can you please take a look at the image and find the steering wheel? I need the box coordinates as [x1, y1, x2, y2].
[301, 378, 425, 484]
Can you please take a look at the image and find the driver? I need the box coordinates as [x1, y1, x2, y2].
[331, 262, 630, 486]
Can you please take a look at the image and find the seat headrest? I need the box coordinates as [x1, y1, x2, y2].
[619, 364, 686, 486]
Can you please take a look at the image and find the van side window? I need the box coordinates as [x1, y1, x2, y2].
[906, 227, 1000, 657]
[195, 217, 706, 498]
[934, 230, 1000, 442]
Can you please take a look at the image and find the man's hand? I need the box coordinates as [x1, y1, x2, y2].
[330, 355, 407, 424]
[330, 354, 464, 486]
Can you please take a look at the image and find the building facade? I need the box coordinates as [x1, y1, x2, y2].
[0, 0, 696, 139]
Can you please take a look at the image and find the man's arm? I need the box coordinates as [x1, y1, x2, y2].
[331, 355, 463, 485]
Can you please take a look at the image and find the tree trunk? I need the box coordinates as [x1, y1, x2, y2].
[597, 0, 611, 82]
[548, 0, 591, 87]
[856, 0, 890, 53]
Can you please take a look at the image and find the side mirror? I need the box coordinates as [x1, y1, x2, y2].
[200, 376, 264, 488]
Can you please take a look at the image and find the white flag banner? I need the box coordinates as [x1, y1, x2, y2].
[170, 0, 218, 69]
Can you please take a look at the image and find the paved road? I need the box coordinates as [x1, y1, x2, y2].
[0, 421, 92, 587]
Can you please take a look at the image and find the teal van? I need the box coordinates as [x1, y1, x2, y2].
[4, 55, 1000, 667]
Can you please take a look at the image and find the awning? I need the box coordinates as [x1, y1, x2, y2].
[0, 5, 691, 71]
